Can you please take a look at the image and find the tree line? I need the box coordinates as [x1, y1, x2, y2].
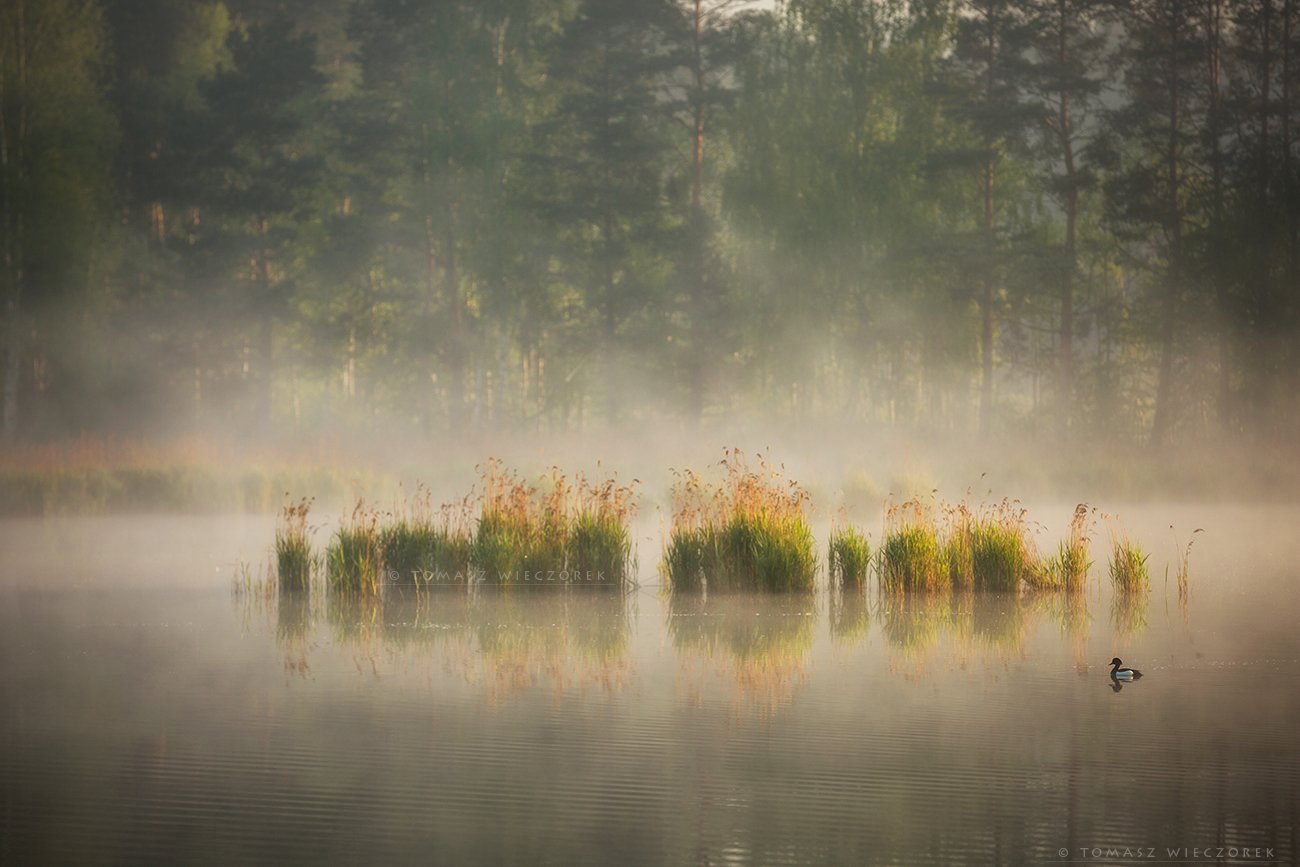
[1, 0, 1296, 444]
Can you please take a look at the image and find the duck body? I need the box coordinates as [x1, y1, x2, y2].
[1109, 657, 1143, 680]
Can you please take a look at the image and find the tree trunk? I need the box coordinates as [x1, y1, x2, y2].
[1056, 0, 1077, 441]
[980, 279, 994, 437]
[444, 179, 464, 430]
[1206, 0, 1233, 434]
[686, 0, 707, 428]
[256, 214, 274, 431]
[1284, 0, 1298, 431]
[0, 1, 27, 440]
[192, 338, 203, 426]
[420, 121, 442, 433]
[1150, 8, 1182, 446]
[978, 6, 997, 439]
[602, 205, 620, 426]
[1257, 0, 1276, 432]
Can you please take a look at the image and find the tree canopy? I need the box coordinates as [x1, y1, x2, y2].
[2, 0, 1296, 444]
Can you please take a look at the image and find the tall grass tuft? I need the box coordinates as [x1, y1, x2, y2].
[1169, 527, 1203, 614]
[880, 525, 945, 591]
[327, 501, 382, 596]
[473, 461, 550, 583]
[380, 488, 475, 586]
[879, 499, 945, 592]
[941, 504, 975, 588]
[662, 449, 816, 593]
[662, 529, 707, 593]
[473, 460, 637, 588]
[881, 495, 1042, 593]
[970, 522, 1028, 591]
[830, 590, 870, 644]
[275, 496, 314, 593]
[873, 499, 946, 592]
[967, 499, 1034, 591]
[1108, 530, 1150, 593]
[1028, 504, 1093, 591]
[566, 504, 634, 587]
[828, 524, 871, 588]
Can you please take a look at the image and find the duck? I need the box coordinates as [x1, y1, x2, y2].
[1109, 657, 1143, 680]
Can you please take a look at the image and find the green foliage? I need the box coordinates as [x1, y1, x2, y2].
[1028, 540, 1089, 592]
[471, 461, 638, 588]
[662, 529, 707, 593]
[7, 0, 1300, 446]
[828, 525, 871, 588]
[970, 522, 1029, 592]
[942, 523, 976, 589]
[1029, 506, 1093, 593]
[380, 520, 474, 587]
[377, 487, 475, 585]
[566, 510, 634, 587]
[472, 509, 531, 584]
[327, 504, 382, 596]
[880, 496, 1090, 594]
[0, 457, 371, 516]
[1109, 535, 1150, 594]
[663, 451, 816, 593]
[275, 497, 314, 592]
[879, 525, 945, 593]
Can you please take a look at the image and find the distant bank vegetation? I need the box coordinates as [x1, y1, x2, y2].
[3, 436, 1295, 518]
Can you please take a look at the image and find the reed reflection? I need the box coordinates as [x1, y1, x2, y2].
[1024, 589, 1092, 673]
[879, 588, 1088, 678]
[469, 587, 633, 702]
[254, 584, 632, 701]
[829, 588, 870, 646]
[667, 592, 816, 717]
[1110, 589, 1149, 639]
[276, 590, 313, 678]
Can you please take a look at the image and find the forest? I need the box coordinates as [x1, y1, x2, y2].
[1, 0, 1297, 446]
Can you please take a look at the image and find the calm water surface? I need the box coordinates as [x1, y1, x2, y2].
[2, 505, 1298, 865]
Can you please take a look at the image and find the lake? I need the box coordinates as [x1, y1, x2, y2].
[1, 504, 1297, 865]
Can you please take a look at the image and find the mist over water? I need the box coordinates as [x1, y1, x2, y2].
[4, 0, 1300, 863]
[1, 506, 1297, 865]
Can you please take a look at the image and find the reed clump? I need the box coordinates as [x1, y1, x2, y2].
[970, 523, 1027, 591]
[473, 460, 637, 588]
[566, 478, 637, 586]
[663, 449, 816, 593]
[380, 488, 475, 586]
[941, 504, 975, 588]
[880, 524, 944, 591]
[327, 501, 382, 596]
[880, 496, 1041, 593]
[1028, 504, 1093, 591]
[663, 533, 708, 589]
[1169, 526, 1202, 612]
[966, 499, 1035, 591]
[275, 496, 315, 593]
[1108, 531, 1150, 593]
[828, 524, 871, 587]
[879, 500, 945, 592]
